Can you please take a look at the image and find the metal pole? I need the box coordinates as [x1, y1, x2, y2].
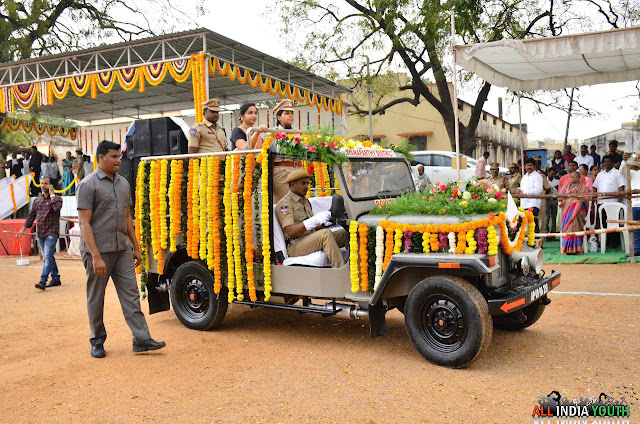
[517, 94, 525, 170]
[450, 12, 461, 181]
[563, 88, 574, 150]
[367, 57, 374, 142]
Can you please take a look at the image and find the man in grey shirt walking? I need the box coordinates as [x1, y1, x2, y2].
[76, 140, 165, 358]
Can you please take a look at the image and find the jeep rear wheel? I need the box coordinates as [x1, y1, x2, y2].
[170, 261, 228, 331]
[404, 276, 492, 368]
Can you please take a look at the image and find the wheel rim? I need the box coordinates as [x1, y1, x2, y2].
[419, 295, 467, 352]
[177, 274, 210, 320]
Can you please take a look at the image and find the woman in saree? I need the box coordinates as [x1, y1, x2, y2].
[560, 171, 589, 255]
[61, 151, 74, 195]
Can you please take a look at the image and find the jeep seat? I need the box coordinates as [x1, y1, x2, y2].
[273, 196, 348, 267]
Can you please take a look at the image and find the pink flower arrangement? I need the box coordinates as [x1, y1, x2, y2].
[477, 227, 488, 254]
[328, 141, 336, 149]
[472, 194, 479, 199]
[430, 188, 436, 194]
[439, 184, 447, 192]
[319, 141, 326, 147]
[293, 136, 301, 144]
[495, 191, 503, 200]
[306, 144, 317, 152]
[275, 131, 287, 139]
[434, 181, 441, 186]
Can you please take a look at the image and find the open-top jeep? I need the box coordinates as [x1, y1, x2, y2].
[138, 133, 560, 368]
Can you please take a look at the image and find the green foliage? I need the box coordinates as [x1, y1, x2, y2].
[370, 180, 507, 216]
[382, 137, 415, 161]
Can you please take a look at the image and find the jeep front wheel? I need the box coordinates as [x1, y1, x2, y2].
[404, 276, 492, 368]
[170, 261, 228, 331]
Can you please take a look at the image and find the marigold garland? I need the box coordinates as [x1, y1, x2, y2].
[134, 161, 146, 273]
[159, 159, 169, 251]
[223, 158, 235, 302]
[232, 192, 243, 301]
[465, 229, 477, 254]
[191, 159, 200, 259]
[422, 232, 431, 253]
[169, 160, 183, 252]
[349, 221, 359, 293]
[149, 161, 159, 264]
[358, 223, 369, 292]
[257, 138, 273, 301]
[526, 220, 536, 247]
[199, 157, 208, 260]
[209, 158, 223, 294]
[393, 228, 402, 254]
[429, 233, 440, 252]
[243, 155, 257, 301]
[186, 160, 195, 257]
[322, 162, 331, 196]
[487, 225, 499, 256]
[382, 228, 394, 271]
[456, 231, 466, 254]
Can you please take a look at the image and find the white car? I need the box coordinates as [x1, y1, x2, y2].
[411, 150, 508, 184]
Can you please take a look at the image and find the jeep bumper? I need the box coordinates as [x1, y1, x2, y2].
[487, 271, 561, 315]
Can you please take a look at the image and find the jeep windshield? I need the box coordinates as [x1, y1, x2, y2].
[339, 158, 415, 201]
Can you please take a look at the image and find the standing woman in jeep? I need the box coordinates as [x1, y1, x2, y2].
[230, 102, 267, 150]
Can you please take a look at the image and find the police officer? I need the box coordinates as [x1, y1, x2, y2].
[188, 98, 227, 153]
[273, 99, 301, 203]
[77, 140, 165, 358]
[487, 162, 505, 190]
[276, 169, 348, 268]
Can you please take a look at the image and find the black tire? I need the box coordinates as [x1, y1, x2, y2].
[404, 276, 492, 368]
[493, 301, 546, 331]
[170, 261, 228, 331]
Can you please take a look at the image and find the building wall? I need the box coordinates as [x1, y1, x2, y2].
[583, 128, 640, 156]
[345, 73, 526, 167]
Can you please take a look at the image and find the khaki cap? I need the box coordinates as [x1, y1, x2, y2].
[490, 162, 499, 169]
[274, 99, 294, 113]
[628, 160, 640, 167]
[202, 98, 221, 111]
[286, 169, 311, 183]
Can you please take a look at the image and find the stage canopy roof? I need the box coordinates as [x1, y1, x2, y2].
[0, 28, 351, 123]
[455, 26, 640, 91]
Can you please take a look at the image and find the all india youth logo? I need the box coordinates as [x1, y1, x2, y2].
[532, 389, 634, 423]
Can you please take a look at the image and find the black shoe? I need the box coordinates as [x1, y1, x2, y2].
[46, 280, 61, 288]
[133, 338, 166, 353]
[91, 344, 106, 358]
[35, 282, 46, 291]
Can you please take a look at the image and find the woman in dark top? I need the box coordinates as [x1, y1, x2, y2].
[550, 150, 566, 171]
[229, 102, 267, 150]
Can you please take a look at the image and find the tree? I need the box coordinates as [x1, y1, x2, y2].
[274, 0, 635, 155]
[0, 0, 201, 63]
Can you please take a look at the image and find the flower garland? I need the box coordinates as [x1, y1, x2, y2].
[448, 232, 456, 253]
[349, 221, 359, 293]
[358, 223, 369, 292]
[206, 157, 215, 267]
[422, 232, 431, 253]
[465, 229, 477, 254]
[231, 155, 244, 301]
[186, 160, 195, 257]
[243, 154, 257, 302]
[322, 162, 331, 196]
[403, 230, 414, 252]
[159, 159, 168, 252]
[393, 229, 402, 254]
[382, 228, 394, 271]
[209, 158, 223, 294]
[199, 157, 208, 260]
[135, 161, 146, 274]
[314, 161, 325, 197]
[223, 158, 235, 303]
[169, 160, 183, 253]
[487, 225, 499, 256]
[256, 137, 273, 301]
[456, 231, 466, 254]
[191, 159, 200, 259]
[374, 226, 384, 290]
[149, 161, 159, 264]
[526, 220, 536, 247]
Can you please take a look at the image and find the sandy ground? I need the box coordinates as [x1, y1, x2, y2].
[0, 256, 638, 423]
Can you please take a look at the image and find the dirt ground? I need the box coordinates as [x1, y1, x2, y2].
[0, 257, 638, 424]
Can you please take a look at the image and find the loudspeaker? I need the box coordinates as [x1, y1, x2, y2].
[125, 134, 135, 159]
[169, 130, 187, 155]
[151, 135, 170, 156]
[134, 119, 152, 157]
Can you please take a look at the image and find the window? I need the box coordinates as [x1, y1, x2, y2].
[501, 122, 505, 129]
[340, 158, 414, 200]
[432, 154, 452, 167]
[458, 101, 464, 111]
[493, 118, 497, 125]
[409, 135, 428, 151]
[411, 154, 431, 166]
[483, 113, 487, 121]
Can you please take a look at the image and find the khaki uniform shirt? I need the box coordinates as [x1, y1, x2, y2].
[188, 119, 227, 153]
[507, 173, 522, 194]
[276, 190, 314, 239]
[487, 175, 506, 190]
[76, 167, 133, 253]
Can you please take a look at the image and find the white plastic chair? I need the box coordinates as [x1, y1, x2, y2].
[583, 200, 593, 251]
[598, 202, 628, 254]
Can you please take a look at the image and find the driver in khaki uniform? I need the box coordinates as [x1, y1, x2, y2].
[276, 169, 348, 268]
[273, 99, 302, 203]
[188, 98, 227, 153]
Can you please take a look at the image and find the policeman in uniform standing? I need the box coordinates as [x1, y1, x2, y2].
[276, 170, 348, 268]
[188, 98, 227, 153]
[273, 99, 301, 203]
